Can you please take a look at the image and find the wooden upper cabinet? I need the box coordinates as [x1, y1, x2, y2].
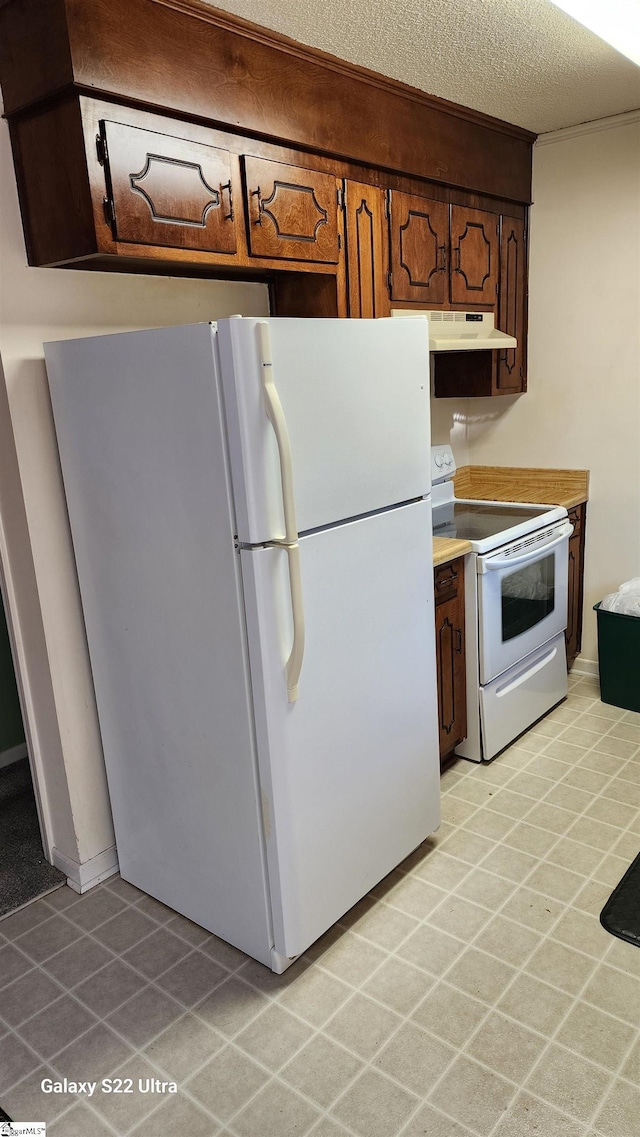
[100, 120, 238, 253]
[497, 215, 528, 393]
[343, 181, 388, 318]
[242, 157, 340, 263]
[450, 206, 499, 306]
[388, 191, 448, 305]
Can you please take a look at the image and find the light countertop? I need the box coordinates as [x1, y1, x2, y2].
[453, 465, 589, 510]
[433, 537, 472, 567]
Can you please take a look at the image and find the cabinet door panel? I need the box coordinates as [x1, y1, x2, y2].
[389, 191, 448, 304]
[497, 215, 527, 393]
[565, 505, 586, 669]
[102, 120, 238, 253]
[344, 181, 388, 318]
[566, 535, 580, 667]
[243, 157, 339, 263]
[434, 558, 466, 764]
[450, 205, 499, 306]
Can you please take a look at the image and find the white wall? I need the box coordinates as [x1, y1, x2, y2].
[438, 111, 640, 664]
[430, 397, 471, 464]
[0, 107, 269, 879]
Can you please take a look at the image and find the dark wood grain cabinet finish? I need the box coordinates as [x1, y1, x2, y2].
[450, 206, 499, 307]
[432, 206, 527, 398]
[388, 191, 448, 305]
[0, 0, 535, 204]
[566, 504, 587, 670]
[389, 196, 507, 326]
[434, 558, 467, 766]
[0, 0, 536, 394]
[100, 120, 238, 254]
[343, 181, 389, 318]
[243, 157, 340, 264]
[497, 215, 528, 393]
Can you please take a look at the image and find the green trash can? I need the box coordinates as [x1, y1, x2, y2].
[594, 602, 640, 713]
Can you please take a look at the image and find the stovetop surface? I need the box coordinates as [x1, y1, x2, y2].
[432, 500, 555, 542]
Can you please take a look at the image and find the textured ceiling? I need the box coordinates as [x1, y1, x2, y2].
[204, 0, 640, 133]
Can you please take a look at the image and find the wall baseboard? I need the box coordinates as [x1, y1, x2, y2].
[569, 657, 598, 678]
[0, 742, 27, 769]
[51, 844, 119, 894]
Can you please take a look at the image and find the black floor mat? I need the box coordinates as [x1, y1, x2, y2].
[0, 758, 65, 918]
[600, 850, 640, 948]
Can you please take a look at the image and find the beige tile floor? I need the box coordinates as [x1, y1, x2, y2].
[1, 673, 639, 1136]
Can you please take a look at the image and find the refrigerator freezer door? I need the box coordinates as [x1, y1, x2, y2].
[240, 497, 440, 960]
[217, 317, 431, 544]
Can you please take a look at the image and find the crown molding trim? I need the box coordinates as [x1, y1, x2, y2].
[536, 109, 640, 146]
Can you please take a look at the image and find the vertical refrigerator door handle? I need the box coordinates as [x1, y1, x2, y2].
[257, 322, 305, 702]
[284, 542, 305, 703]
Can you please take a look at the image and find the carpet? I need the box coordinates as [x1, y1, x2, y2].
[600, 850, 640, 948]
[0, 758, 65, 918]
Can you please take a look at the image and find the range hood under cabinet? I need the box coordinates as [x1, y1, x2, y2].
[391, 309, 522, 399]
[391, 310, 517, 353]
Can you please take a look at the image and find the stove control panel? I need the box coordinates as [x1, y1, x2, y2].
[431, 444, 456, 482]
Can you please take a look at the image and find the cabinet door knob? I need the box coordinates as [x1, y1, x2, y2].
[437, 244, 447, 271]
[452, 247, 461, 271]
[454, 628, 463, 653]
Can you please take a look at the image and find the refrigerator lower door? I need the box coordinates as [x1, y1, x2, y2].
[241, 498, 440, 962]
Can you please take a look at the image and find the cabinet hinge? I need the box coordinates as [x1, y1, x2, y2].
[96, 133, 108, 166]
[103, 197, 115, 225]
[337, 233, 342, 250]
[385, 192, 391, 219]
[386, 268, 393, 295]
[337, 186, 345, 210]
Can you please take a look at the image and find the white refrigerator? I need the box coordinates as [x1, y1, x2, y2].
[45, 316, 440, 972]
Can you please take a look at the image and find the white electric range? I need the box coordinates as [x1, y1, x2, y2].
[432, 446, 573, 762]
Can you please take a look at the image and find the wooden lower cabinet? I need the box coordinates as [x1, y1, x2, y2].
[566, 503, 587, 669]
[434, 558, 467, 767]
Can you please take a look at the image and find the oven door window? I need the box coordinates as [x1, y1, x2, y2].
[501, 552, 555, 642]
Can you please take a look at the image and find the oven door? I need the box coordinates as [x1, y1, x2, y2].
[477, 521, 573, 684]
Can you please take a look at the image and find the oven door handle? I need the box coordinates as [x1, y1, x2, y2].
[480, 521, 573, 572]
